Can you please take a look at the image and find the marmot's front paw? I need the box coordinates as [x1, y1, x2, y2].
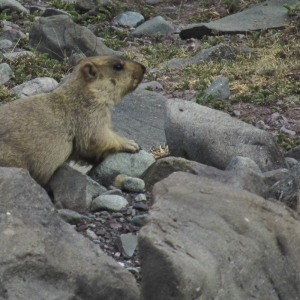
[125, 140, 140, 153]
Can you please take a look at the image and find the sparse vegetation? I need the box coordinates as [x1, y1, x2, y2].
[1, 53, 70, 87]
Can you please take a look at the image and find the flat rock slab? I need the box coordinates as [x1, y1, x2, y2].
[139, 172, 300, 300]
[180, 0, 298, 39]
[0, 167, 139, 300]
[112, 89, 166, 150]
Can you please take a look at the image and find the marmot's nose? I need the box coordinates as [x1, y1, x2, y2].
[141, 64, 146, 74]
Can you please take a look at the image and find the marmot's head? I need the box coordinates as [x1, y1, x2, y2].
[74, 55, 146, 103]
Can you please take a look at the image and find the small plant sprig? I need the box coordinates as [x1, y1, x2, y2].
[283, 3, 300, 16]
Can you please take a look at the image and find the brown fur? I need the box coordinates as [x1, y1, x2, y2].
[0, 55, 145, 186]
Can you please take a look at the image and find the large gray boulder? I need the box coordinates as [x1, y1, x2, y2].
[165, 98, 287, 172]
[112, 89, 167, 150]
[29, 15, 117, 61]
[139, 172, 300, 300]
[0, 167, 139, 300]
[48, 163, 107, 213]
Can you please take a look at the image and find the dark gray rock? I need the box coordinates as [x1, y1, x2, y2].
[161, 44, 236, 69]
[204, 76, 230, 100]
[75, 0, 101, 11]
[142, 156, 203, 187]
[29, 15, 118, 61]
[180, 0, 297, 39]
[42, 7, 71, 17]
[49, 163, 107, 214]
[269, 162, 300, 211]
[112, 89, 167, 150]
[0, 28, 26, 40]
[89, 150, 155, 187]
[29, 5, 46, 14]
[0, 167, 139, 300]
[139, 172, 300, 300]
[132, 16, 174, 36]
[165, 98, 287, 172]
[112, 11, 144, 28]
[115, 234, 138, 258]
[10, 77, 58, 98]
[0, 63, 12, 84]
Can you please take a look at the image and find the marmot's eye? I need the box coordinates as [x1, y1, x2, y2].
[113, 63, 124, 71]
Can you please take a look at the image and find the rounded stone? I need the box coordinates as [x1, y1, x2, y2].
[112, 11, 144, 28]
[91, 195, 128, 212]
[123, 177, 145, 192]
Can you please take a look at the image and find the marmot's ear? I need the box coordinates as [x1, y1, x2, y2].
[80, 62, 98, 81]
[76, 57, 86, 65]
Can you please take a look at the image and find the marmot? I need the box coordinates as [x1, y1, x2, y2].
[0, 55, 146, 186]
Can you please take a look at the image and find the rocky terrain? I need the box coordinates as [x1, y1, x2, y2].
[1, 0, 300, 299]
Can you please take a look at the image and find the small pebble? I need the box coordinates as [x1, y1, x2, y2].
[102, 189, 123, 196]
[114, 252, 121, 258]
[86, 229, 98, 240]
[232, 110, 240, 117]
[76, 224, 88, 232]
[91, 195, 128, 212]
[131, 215, 146, 227]
[135, 193, 147, 202]
[95, 229, 106, 236]
[126, 267, 140, 276]
[123, 177, 145, 192]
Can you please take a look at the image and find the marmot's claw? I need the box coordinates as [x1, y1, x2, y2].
[126, 140, 140, 152]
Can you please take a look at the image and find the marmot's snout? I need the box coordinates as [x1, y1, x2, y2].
[140, 64, 146, 74]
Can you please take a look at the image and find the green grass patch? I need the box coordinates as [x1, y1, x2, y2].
[2, 52, 70, 86]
